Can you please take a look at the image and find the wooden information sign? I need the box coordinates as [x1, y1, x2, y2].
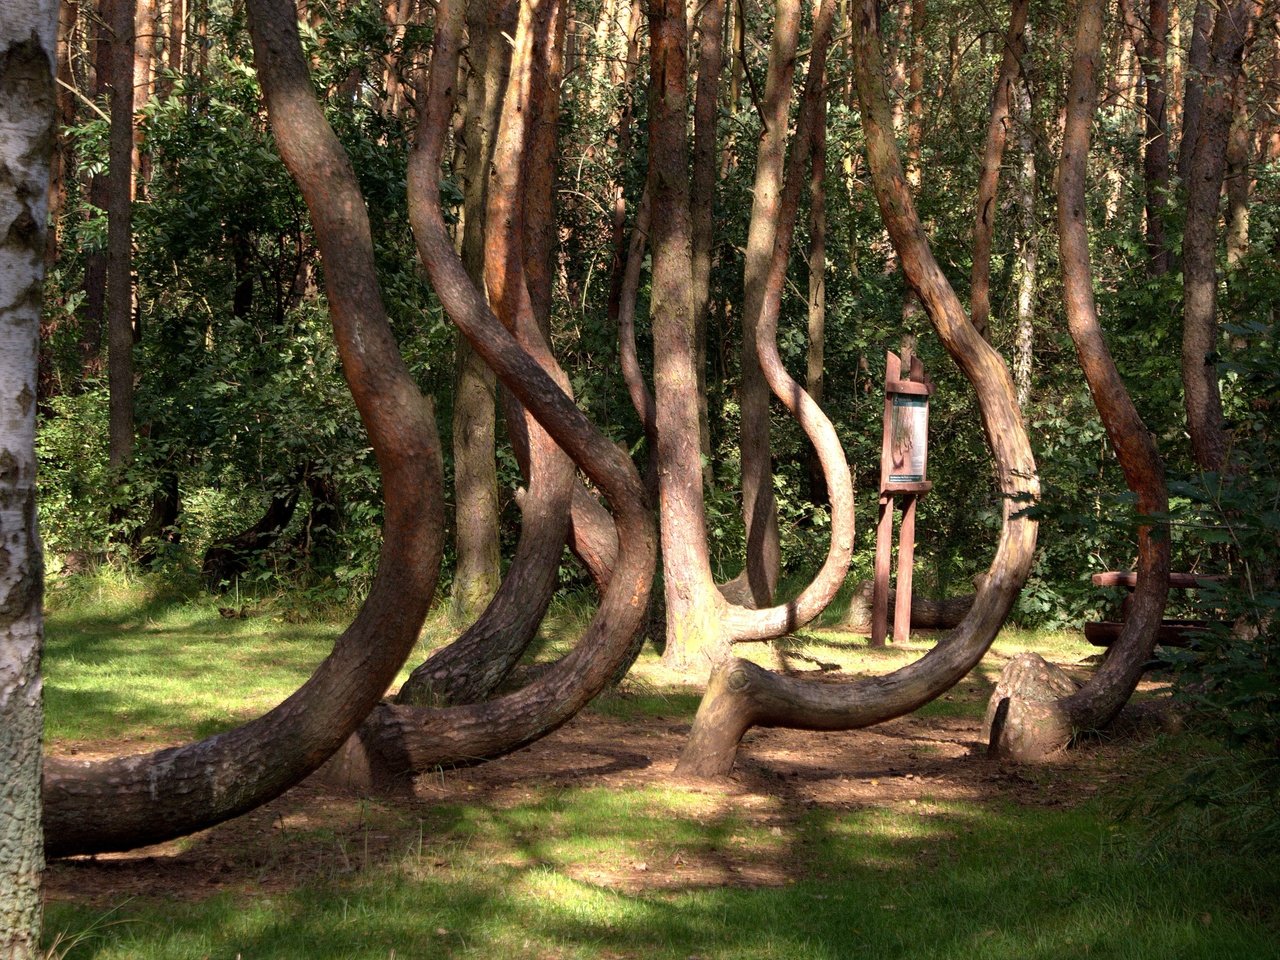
[873, 350, 934, 646]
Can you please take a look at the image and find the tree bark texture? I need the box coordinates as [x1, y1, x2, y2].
[969, 0, 1027, 339]
[674, 0, 1040, 779]
[903, 0, 926, 187]
[448, 0, 513, 624]
[355, 0, 655, 787]
[1177, 0, 1215, 187]
[1224, 71, 1250, 268]
[78, 0, 112, 381]
[649, 0, 728, 669]
[1181, 0, 1259, 474]
[398, 0, 577, 708]
[737, 0, 803, 608]
[1124, 0, 1171, 275]
[994, 0, 1171, 763]
[107, 0, 136, 469]
[653, 0, 854, 671]
[691, 0, 724, 491]
[42, 0, 447, 857]
[0, 4, 56, 950]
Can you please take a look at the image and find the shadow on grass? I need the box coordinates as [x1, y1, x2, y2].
[44, 768, 1279, 960]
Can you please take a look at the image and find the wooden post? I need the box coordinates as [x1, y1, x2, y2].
[871, 495, 893, 645]
[872, 350, 933, 645]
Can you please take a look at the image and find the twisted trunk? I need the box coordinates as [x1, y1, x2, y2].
[332, 0, 656, 788]
[676, 0, 1039, 779]
[989, 0, 1170, 763]
[43, 0, 447, 857]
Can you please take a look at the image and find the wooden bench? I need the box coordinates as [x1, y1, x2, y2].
[1084, 572, 1225, 648]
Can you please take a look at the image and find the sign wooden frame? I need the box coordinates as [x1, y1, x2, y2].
[873, 350, 934, 646]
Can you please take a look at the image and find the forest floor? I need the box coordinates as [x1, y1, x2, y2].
[39, 588, 1280, 959]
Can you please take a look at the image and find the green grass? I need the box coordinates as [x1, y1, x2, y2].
[39, 578, 1280, 959]
[42, 570, 460, 743]
[43, 786, 1280, 959]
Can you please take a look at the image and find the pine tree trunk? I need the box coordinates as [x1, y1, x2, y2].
[737, 0, 802, 608]
[1182, 0, 1259, 473]
[969, 0, 1028, 339]
[450, 0, 513, 622]
[107, 0, 136, 470]
[806, 56, 827, 507]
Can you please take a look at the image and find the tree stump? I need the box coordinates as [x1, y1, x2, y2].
[984, 652, 1081, 762]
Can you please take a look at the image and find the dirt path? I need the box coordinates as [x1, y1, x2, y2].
[45, 675, 1145, 905]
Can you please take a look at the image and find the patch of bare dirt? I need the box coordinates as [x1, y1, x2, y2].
[45, 669, 1162, 907]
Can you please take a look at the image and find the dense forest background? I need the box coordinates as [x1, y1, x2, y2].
[36, 0, 1278, 627]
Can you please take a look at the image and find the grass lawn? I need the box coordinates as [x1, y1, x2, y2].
[40, 577, 1280, 959]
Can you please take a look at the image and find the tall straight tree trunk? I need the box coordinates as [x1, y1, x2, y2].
[1177, 0, 1215, 186]
[729, 0, 743, 108]
[736, 0, 802, 608]
[903, 0, 925, 187]
[691, 0, 725, 491]
[45, 0, 78, 267]
[1013, 75, 1038, 410]
[157, 0, 184, 99]
[449, 0, 513, 622]
[133, 0, 156, 187]
[107, 0, 137, 469]
[969, 0, 1028, 340]
[1119, 0, 1171, 274]
[1, 4, 56, 953]
[649, 0, 727, 668]
[1182, 0, 1259, 474]
[1142, 0, 1170, 274]
[1224, 71, 1251, 268]
[79, 0, 113, 382]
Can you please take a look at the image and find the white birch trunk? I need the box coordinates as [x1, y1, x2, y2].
[0, 2, 56, 956]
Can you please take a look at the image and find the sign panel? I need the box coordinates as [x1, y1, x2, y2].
[888, 394, 928, 483]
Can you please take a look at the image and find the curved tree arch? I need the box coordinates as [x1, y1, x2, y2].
[647, 0, 856, 673]
[987, 0, 1171, 762]
[396, 0, 579, 708]
[675, 0, 1040, 778]
[319, 0, 658, 788]
[42, 0, 449, 857]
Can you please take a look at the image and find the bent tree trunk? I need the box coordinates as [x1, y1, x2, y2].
[0, 5, 56, 952]
[676, 0, 1039, 779]
[321, 0, 657, 791]
[735, 0, 803, 609]
[41, 0, 448, 858]
[397, 0, 577, 708]
[969, 0, 1028, 339]
[989, 0, 1170, 763]
[652, 0, 855, 673]
[201, 474, 301, 588]
[449, 0, 513, 624]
